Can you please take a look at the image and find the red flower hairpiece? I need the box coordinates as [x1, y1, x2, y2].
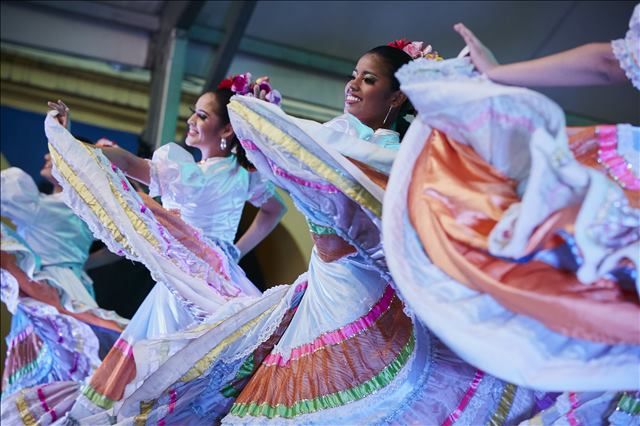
[388, 39, 412, 50]
[217, 78, 234, 90]
[217, 72, 282, 106]
[388, 39, 443, 61]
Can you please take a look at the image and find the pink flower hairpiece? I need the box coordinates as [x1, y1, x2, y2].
[218, 72, 282, 106]
[388, 39, 443, 61]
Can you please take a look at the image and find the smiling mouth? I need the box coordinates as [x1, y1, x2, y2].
[345, 94, 361, 104]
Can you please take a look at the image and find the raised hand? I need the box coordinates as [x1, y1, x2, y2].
[454, 23, 499, 74]
[47, 99, 71, 128]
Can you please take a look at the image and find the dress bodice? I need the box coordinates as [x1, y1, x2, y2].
[148, 143, 274, 244]
[1, 167, 93, 267]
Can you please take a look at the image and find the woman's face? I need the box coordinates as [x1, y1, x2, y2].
[344, 53, 399, 130]
[40, 153, 58, 186]
[185, 93, 227, 151]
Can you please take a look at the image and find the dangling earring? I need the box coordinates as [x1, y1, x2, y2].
[382, 105, 394, 126]
[220, 137, 227, 150]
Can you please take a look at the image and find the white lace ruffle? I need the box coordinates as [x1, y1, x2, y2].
[395, 57, 478, 86]
[611, 38, 640, 90]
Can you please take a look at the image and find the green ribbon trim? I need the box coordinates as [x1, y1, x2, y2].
[230, 334, 415, 419]
[221, 355, 256, 398]
[81, 384, 115, 410]
[6, 345, 49, 385]
[307, 220, 336, 235]
[617, 393, 640, 415]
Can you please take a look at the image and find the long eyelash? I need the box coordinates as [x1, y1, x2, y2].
[189, 106, 207, 120]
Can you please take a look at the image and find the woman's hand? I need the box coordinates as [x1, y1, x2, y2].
[47, 99, 71, 129]
[454, 23, 499, 74]
[96, 137, 119, 148]
[254, 83, 268, 101]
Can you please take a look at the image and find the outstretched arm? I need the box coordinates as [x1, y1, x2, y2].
[235, 193, 287, 260]
[96, 140, 151, 185]
[454, 23, 628, 87]
[47, 100, 151, 184]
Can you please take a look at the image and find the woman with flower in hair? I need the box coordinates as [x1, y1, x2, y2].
[86, 42, 549, 425]
[1, 75, 286, 425]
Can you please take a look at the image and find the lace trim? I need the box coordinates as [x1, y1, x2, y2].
[611, 38, 640, 90]
[395, 57, 477, 86]
[223, 280, 307, 364]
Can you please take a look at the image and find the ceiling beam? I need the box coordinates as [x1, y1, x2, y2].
[203, 1, 257, 92]
[24, 0, 160, 31]
[189, 25, 353, 78]
[143, 1, 206, 149]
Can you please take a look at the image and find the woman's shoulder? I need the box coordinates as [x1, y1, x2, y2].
[152, 142, 195, 164]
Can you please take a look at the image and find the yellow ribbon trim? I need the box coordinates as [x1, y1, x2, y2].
[228, 100, 382, 217]
[49, 141, 160, 254]
[81, 143, 159, 249]
[134, 399, 156, 426]
[49, 144, 134, 253]
[179, 306, 276, 382]
[487, 383, 517, 426]
[15, 391, 38, 426]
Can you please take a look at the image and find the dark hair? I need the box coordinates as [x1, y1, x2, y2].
[209, 88, 254, 170]
[365, 45, 415, 138]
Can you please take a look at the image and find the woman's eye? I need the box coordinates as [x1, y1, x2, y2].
[197, 113, 207, 120]
[364, 77, 375, 84]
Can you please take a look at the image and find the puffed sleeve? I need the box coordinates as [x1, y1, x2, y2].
[247, 170, 276, 207]
[148, 143, 199, 200]
[611, 4, 640, 90]
[0, 168, 41, 227]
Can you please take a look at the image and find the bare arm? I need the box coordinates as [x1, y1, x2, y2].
[99, 145, 151, 185]
[235, 193, 287, 260]
[47, 102, 151, 184]
[454, 23, 628, 87]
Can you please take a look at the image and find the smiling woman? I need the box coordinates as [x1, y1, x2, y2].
[0, 76, 287, 425]
[345, 45, 410, 136]
[92, 42, 547, 426]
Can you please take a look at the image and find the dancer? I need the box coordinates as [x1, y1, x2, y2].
[1, 156, 128, 397]
[0, 75, 286, 424]
[100, 43, 544, 425]
[382, 8, 639, 425]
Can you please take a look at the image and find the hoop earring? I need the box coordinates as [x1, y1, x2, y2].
[220, 137, 227, 150]
[382, 105, 394, 126]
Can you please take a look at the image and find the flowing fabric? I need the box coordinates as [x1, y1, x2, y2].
[0, 223, 123, 399]
[0, 113, 274, 424]
[381, 55, 639, 394]
[1, 167, 127, 399]
[100, 96, 544, 425]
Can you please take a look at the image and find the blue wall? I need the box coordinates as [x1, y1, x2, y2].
[1, 105, 139, 186]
